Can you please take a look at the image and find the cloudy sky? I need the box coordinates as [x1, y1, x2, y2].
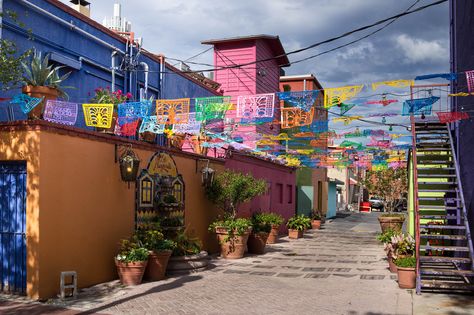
[61, 0, 450, 88]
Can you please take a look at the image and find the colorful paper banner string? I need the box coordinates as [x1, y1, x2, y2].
[366, 99, 398, 106]
[371, 79, 414, 90]
[237, 93, 275, 119]
[156, 98, 190, 124]
[139, 115, 168, 134]
[43, 100, 78, 125]
[277, 90, 319, 112]
[82, 104, 114, 128]
[436, 111, 469, 124]
[340, 103, 355, 115]
[332, 115, 363, 125]
[448, 92, 473, 97]
[173, 113, 202, 135]
[340, 140, 363, 150]
[402, 96, 439, 116]
[324, 85, 364, 108]
[118, 101, 151, 118]
[116, 117, 140, 136]
[415, 73, 458, 81]
[281, 107, 314, 128]
[368, 112, 398, 117]
[10, 93, 44, 114]
[466, 70, 474, 93]
[195, 96, 232, 121]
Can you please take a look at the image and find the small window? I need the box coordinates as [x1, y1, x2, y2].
[276, 183, 283, 204]
[138, 171, 154, 208]
[287, 185, 293, 204]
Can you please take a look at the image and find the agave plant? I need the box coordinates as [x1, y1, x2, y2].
[22, 50, 72, 98]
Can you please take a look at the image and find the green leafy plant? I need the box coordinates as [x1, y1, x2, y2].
[91, 86, 132, 108]
[394, 256, 416, 268]
[21, 50, 72, 97]
[256, 212, 284, 226]
[160, 217, 184, 227]
[311, 210, 322, 221]
[209, 216, 252, 242]
[251, 213, 272, 234]
[172, 232, 202, 256]
[361, 168, 407, 212]
[162, 194, 178, 204]
[206, 170, 267, 218]
[286, 214, 311, 231]
[376, 229, 401, 244]
[116, 235, 149, 263]
[385, 234, 415, 259]
[138, 230, 176, 252]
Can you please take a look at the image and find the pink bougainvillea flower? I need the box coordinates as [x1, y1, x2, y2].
[126, 92, 133, 99]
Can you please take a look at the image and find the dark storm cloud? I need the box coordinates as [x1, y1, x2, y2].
[61, 0, 449, 88]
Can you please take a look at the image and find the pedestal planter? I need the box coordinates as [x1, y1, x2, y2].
[216, 228, 250, 259]
[22, 85, 59, 120]
[311, 220, 321, 230]
[144, 250, 172, 281]
[288, 229, 303, 239]
[247, 232, 269, 254]
[166, 251, 209, 275]
[115, 259, 148, 286]
[397, 267, 415, 289]
[378, 216, 405, 233]
[266, 224, 280, 244]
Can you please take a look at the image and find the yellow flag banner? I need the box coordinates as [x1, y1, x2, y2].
[82, 104, 114, 128]
[371, 79, 414, 90]
[324, 85, 364, 108]
[332, 116, 363, 125]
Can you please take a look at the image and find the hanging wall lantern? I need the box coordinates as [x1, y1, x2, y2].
[116, 145, 140, 183]
[201, 166, 215, 187]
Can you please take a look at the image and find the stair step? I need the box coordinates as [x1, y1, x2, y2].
[415, 131, 449, 135]
[417, 174, 457, 178]
[419, 205, 459, 210]
[420, 225, 466, 230]
[421, 245, 470, 252]
[419, 215, 459, 220]
[418, 181, 457, 185]
[418, 167, 455, 171]
[417, 155, 452, 160]
[417, 161, 453, 165]
[418, 197, 460, 201]
[420, 269, 474, 276]
[421, 280, 474, 291]
[416, 143, 450, 148]
[418, 189, 457, 193]
[420, 234, 467, 240]
[417, 148, 452, 152]
[420, 256, 472, 264]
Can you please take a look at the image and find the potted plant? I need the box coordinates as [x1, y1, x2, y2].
[21, 51, 72, 119]
[377, 229, 401, 273]
[139, 229, 176, 281]
[394, 256, 416, 289]
[311, 210, 323, 230]
[286, 215, 309, 239]
[167, 232, 209, 274]
[206, 170, 267, 259]
[247, 213, 272, 254]
[90, 86, 132, 133]
[115, 235, 149, 285]
[259, 212, 284, 244]
[378, 213, 405, 233]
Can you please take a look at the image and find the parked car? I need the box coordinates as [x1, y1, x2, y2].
[369, 196, 384, 211]
[393, 198, 407, 212]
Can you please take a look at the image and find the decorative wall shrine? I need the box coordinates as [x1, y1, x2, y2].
[136, 152, 185, 233]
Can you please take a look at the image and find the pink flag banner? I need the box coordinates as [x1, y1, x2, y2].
[43, 100, 78, 125]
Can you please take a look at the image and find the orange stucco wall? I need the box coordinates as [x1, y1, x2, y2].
[1, 123, 224, 300]
[0, 129, 41, 299]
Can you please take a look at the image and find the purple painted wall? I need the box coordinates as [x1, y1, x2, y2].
[225, 152, 297, 233]
[450, 0, 474, 243]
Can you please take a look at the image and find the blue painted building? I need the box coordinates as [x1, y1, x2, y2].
[0, 0, 220, 124]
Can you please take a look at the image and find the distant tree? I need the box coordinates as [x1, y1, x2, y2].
[362, 168, 408, 211]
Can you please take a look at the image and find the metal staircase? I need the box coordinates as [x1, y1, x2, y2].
[414, 122, 474, 293]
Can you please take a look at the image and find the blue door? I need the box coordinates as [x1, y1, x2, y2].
[0, 161, 27, 294]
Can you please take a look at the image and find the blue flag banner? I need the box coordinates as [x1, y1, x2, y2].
[10, 94, 44, 114]
[402, 96, 439, 116]
[415, 73, 458, 81]
[276, 90, 319, 112]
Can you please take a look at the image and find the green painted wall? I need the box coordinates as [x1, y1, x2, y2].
[297, 186, 313, 217]
[327, 182, 337, 219]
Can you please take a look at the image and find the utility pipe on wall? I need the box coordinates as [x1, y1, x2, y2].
[18, 0, 125, 55]
[111, 51, 117, 92]
[0, 0, 3, 39]
[139, 61, 149, 99]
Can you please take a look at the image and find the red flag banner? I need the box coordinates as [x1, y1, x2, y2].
[436, 111, 469, 124]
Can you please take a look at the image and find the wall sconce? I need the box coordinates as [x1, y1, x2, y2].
[196, 159, 214, 187]
[115, 144, 140, 186]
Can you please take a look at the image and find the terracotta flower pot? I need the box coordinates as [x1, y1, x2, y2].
[215, 227, 251, 259]
[387, 253, 397, 273]
[22, 85, 59, 120]
[166, 251, 209, 275]
[247, 232, 269, 254]
[397, 266, 415, 289]
[311, 220, 321, 230]
[115, 259, 148, 286]
[144, 250, 172, 281]
[266, 224, 280, 244]
[378, 216, 405, 233]
[288, 229, 303, 239]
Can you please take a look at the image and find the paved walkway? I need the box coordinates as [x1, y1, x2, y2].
[2, 212, 473, 314]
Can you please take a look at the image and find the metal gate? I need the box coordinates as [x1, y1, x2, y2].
[0, 161, 27, 294]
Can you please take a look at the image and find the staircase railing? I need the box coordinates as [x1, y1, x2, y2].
[447, 123, 474, 271]
[411, 115, 421, 294]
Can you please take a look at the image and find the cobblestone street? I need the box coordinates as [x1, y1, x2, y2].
[2, 212, 473, 315]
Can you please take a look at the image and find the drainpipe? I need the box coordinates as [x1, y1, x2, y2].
[111, 51, 117, 92]
[303, 79, 307, 91]
[0, 0, 3, 39]
[139, 61, 149, 99]
[157, 54, 165, 99]
[18, 0, 125, 55]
